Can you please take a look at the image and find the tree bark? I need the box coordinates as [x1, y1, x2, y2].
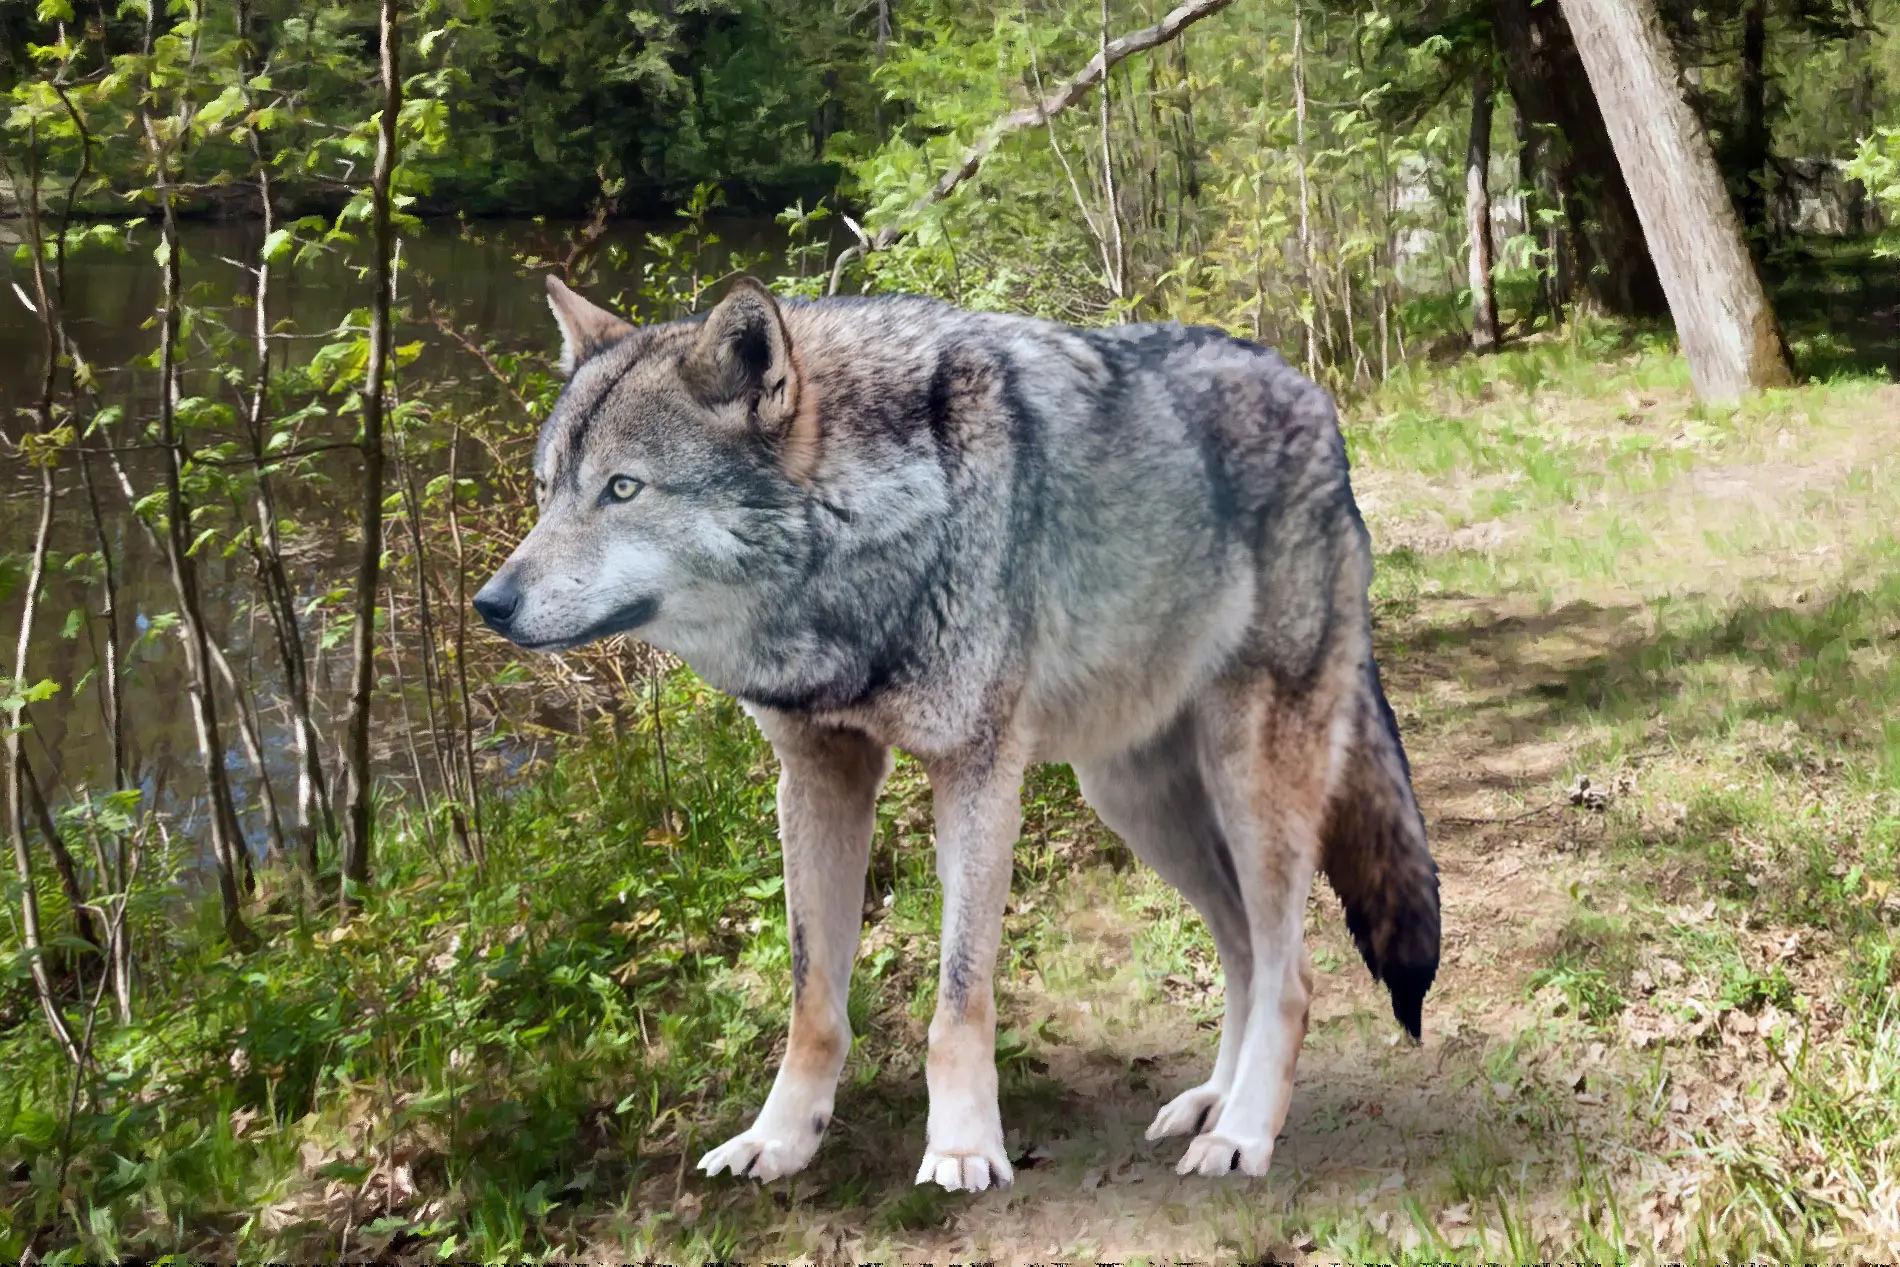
[341, 0, 401, 914]
[1493, 0, 1668, 319]
[1557, 0, 1792, 402]
[1466, 56, 1501, 352]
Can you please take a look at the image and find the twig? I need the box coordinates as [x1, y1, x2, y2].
[428, 305, 535, 417]
[1435, 801, 1563, 827]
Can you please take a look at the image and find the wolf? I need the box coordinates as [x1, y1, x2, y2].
[473, 274, 1440, 1191]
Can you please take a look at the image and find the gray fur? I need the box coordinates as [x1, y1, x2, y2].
[475, 278, 1440, 1191]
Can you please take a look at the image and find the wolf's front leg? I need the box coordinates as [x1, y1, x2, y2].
[915, 742, 1025, 1193]
[699, 718, 890, 1184]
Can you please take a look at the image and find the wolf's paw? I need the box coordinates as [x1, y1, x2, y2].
[697, 1120, 825, 1184]
[915, 1145, 1013, 1192]
[1146, 1082, 1226, 1140]
[1175, 1129, 1273, 1178]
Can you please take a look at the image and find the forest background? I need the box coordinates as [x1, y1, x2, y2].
[4, 0, 1900, 1258]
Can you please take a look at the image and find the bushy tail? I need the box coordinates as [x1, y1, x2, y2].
[1320, 660, 1440, 1040]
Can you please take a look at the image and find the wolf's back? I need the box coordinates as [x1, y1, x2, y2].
[1320, 659, 1440, 1039]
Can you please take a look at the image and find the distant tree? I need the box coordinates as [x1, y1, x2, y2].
[1559, 0, 1794, 401]
[1465, 50, 1500, 351]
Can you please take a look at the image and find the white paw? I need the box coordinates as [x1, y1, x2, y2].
[697, 1114, 828, 1183]
[915, 1146, 1014, 1192]
[1146, 1082, 1227, 1140]
[1175, 1129, 1273, 1178]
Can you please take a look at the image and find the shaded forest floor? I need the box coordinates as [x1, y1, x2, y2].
[6, 329, 1900, 1263]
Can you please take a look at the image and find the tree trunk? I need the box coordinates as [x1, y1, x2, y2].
[1556, 0, 1792, 402]
[6, 164, 81, 1048]
[341, 0, 402, 915]
[209, 641, 287, 862]
[238, 0, 332, 887]
[1737, 0, 1769, 240]
[7, 463, 80, 1064]
[1466, 57, 1501, 352]
[134, 0, 256, 949]
[1493, 0, 1668, 319]
[153, 197, 258, 944]
[19, 755, 101, 951]
[1293, 1, 1318, 378]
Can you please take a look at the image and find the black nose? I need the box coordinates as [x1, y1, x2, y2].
[472, 582, 520, 632]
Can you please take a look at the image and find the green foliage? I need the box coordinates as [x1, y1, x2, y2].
[0, 0, 881, 218]
[0, 669, 790, 1260]
[1846, 126, 1900, 256]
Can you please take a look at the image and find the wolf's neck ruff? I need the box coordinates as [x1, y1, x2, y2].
[475, 277, 1439, 1194]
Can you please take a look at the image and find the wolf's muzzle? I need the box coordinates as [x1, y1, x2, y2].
[471, 579, 521, 635]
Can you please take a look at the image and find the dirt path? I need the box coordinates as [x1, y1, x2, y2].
[601, 375, 1900, 1263]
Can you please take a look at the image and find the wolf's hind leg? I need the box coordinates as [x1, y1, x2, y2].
[1074, 714, 1253, 1141]
[698, 717, 888, 1184]
[1171, 674, 1336, 1179]
[914, 740, 1026, 1193]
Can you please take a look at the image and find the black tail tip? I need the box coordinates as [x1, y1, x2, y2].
[1385, 961, 1435, 1042]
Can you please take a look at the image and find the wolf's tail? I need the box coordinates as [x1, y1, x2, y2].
[1319, 659, 1440, 1040]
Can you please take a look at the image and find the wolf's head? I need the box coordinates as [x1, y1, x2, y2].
[472, 276, 820, 664]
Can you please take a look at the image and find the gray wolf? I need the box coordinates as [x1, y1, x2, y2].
[473, 275, 1440, 1191]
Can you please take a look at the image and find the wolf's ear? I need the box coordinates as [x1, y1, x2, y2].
[682, 277, 803, 434]
[546, 275, 635, 376]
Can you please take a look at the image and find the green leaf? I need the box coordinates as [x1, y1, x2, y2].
[361, 1216, 412, 1238]
[21, 679, 60, 704]
[261, 228, 293, 265]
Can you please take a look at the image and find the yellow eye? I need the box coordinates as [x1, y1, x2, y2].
[608, 475, 642, 502]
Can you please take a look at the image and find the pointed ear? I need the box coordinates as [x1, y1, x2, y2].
[681, 277, 802, 435]
[546, 274, 635, 376]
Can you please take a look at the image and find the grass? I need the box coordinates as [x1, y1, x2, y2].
[6, 330, 1900, 1262]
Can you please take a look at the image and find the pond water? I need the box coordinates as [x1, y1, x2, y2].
[1, 214, 807, 859]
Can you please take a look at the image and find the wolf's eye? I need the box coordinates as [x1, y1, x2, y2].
[604, 475, 644, 504]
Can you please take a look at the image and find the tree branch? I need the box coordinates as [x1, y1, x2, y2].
[867, 0, 1237, 252]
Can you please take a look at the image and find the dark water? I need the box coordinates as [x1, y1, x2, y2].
[1, 215, 804, 856]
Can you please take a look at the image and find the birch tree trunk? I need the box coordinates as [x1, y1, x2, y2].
[1466, 57, 1500, 352]
[1557, 0, 1792, 403]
